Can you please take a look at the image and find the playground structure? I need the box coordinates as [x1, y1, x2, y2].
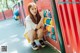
[0, 0, 80, 53]
[23, 0, 80, 53]
[0, 9, 13, 21]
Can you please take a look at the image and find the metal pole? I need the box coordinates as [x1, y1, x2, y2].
[21, 0, 26, 17]
[50, 0, 66, 53]
[2, 10, 6, 20]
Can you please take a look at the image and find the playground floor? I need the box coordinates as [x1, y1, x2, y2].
[0, 19, 59, 53]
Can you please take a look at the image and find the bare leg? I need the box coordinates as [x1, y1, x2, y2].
[37, 28, 46, 47]
[37, 28, 44, 40]
[27, 29, 39, 50]
[27, 29, 37, 43]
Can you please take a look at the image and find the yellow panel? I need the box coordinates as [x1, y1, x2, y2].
[50, 19, 54, 26]
[43, 18, 47, 24]
[46, 26, 51, 32]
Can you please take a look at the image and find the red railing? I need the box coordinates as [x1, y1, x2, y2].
[0, 12, 4, 21]
[4, 9, 13, 19]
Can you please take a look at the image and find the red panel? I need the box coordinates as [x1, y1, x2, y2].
[0, 12, 4, 21]
[4, 9, 13, 19]
[72, 2, 80, 53]
[75, 0, 80, 2]
[23, 0, 33, 15]
[36, 1, 43, 12]
[66, 3, 79, 53]
[36, 0, 53, 12]
[62, 4, 70, 46]
[46, 37, 60, 50]
[59, 5, 70, 53]
[55, 0, 71, 53]
[60, 3, 73, 53]
[76, 4, 80, 53]
[55, 0, 80, 53]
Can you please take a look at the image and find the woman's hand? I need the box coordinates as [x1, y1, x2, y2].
[36, 10, 44, 29]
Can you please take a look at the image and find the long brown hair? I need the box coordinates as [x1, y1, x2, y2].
[28, 2, 41, 24]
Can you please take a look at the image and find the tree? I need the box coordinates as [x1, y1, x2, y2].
[0, 0, 18, 12]
[5, 0, 9, 9]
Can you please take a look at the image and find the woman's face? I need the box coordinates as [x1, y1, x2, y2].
[30, 5, 37, 16]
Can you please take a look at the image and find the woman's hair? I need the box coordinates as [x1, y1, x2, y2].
[28, 2, 41, 24]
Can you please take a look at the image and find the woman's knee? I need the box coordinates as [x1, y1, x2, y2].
[28, 30, 35, 34]
[27, 29, 36, 39]
[37, 28, 43, 34]
[37, 28, 44, 39]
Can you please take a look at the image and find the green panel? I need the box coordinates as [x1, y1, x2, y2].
[50, 0, 66, 53]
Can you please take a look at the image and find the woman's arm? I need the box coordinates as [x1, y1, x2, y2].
[36, 11, 44, 29]
[37, 17, 44, 28]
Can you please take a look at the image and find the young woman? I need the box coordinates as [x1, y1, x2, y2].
[24, 2, 45, 50]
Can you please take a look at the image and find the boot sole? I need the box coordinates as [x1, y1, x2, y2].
[32, 47, 39, 50]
